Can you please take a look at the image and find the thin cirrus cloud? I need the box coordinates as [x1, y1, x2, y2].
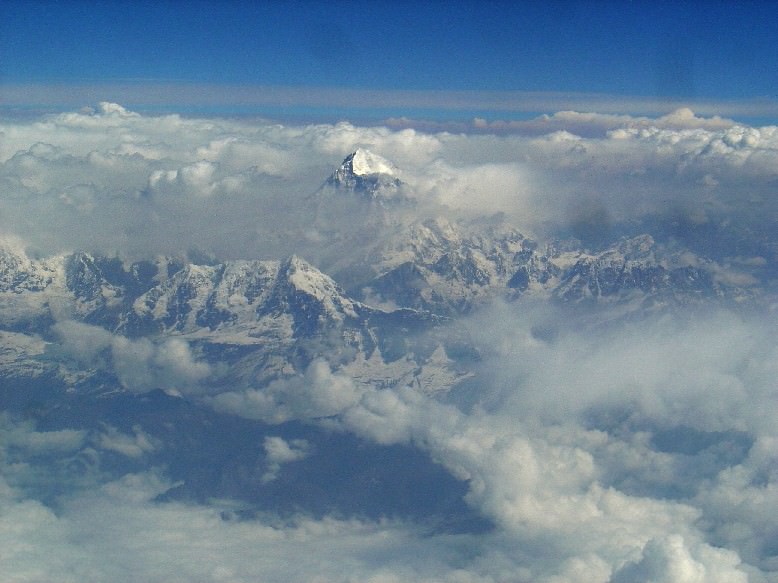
[3, 83, 778, 121]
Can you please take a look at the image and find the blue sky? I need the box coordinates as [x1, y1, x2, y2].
[1, 1, 777, 120]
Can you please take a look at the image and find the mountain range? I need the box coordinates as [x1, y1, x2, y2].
[1, 150, 767, 392]
[1, 149, 773, 528]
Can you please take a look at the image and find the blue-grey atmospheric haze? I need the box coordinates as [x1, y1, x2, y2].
[2, 3, 778, 583]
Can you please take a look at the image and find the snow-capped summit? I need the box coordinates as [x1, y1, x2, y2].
[273, 254, 359, 321]
[344, 148, 396, 177]
[325, 149, 404, 202]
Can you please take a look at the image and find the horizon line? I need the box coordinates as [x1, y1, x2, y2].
[2, 81, 778, 122]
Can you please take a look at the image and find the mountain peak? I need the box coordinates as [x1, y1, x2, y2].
[324, 149, 405, 203]
[281, 255, 340, 295]
[275, 255, 359, 322]
[345, 148, 396, 177]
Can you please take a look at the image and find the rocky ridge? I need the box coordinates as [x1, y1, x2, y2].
[0, 150, 767, 398]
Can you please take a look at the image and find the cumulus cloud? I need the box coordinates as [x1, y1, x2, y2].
[0, 469, 494, 583]
[27, 254, 778, 579]
[53, 320, 210, 392]
[52, 320, 113, 364]
[483, 304, 772, 429]
[261, 436, 311, 483]
[389, 107, 738, 137]
[211, 358, 361, 423]
[0, 414, 86, 455]
[201, 303, 773, 581]
[7, 447, 744, 583]
[611, 535, 747, 583]
[336, 386, 729, 578]
[197, 305, 776, 581]
[96, 424, 160, 458]
[4, 104, 778, 582]
[3, 103, 778, 261]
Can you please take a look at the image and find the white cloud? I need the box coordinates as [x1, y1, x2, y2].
[44, 303, 778, 580]
[0, 414, 86, 455]
[3, 103, 778, 260]
[303, 306, 775, 580]
[180, 306, 773, 581]
[53, 320, 210, 393]
[150, 338, 211, 389]
[0, 465, 504, 583]
[261, 436, 310, 483]
[110, 336, 210, 393]
[96, 425, 160, 459]
[693, 436, 778, 575]
[4, 105, 778, 582]
[52, 320, 113, 364]
[611, 535, 747, 583]
[440, 108, 739, 138]
[211, 358, 361, 423]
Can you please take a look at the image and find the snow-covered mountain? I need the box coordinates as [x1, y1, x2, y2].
[325, 148, 404, 202]
[307, 150, 762, 317]
[0, 241, 466, 398]
[0, 150, 768, 399]
[334, 215, 759, 316]
[3, 142, 777, 581]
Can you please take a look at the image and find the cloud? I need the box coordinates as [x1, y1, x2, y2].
[0, 424, 506, 583]
[110, 336, 210, 393]
[3, 103, 778, 262]
[389, 108, 738, 137]
[4, 104, 778, 582]
[0, 477, 476, 583]
[0, 104, 445, 260]
[3, 83, 778, 120]
[52, 320, 114, 364]
[413, 160, 533, 219]
[1, 324, 771, 581]
[271, 305, 772, 580]
[96, 424, 160, 458]
[53, 320, 210, 392]
[693, 436, 778, 575]
[261, 436, 311, 483]
[0, 414, 86, 455]
[611, 535, 747, 583]
[29, 262, 778, 579]
[199, 307, 774, 580]
[211, 358, 362, 423]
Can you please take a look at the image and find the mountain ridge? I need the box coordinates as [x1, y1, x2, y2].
[0, 150, 769, 399]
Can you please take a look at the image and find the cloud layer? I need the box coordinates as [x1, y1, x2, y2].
[2, 104, 778, 582]
[4, 304, 776, 582]
[2, 102, 778, 262]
